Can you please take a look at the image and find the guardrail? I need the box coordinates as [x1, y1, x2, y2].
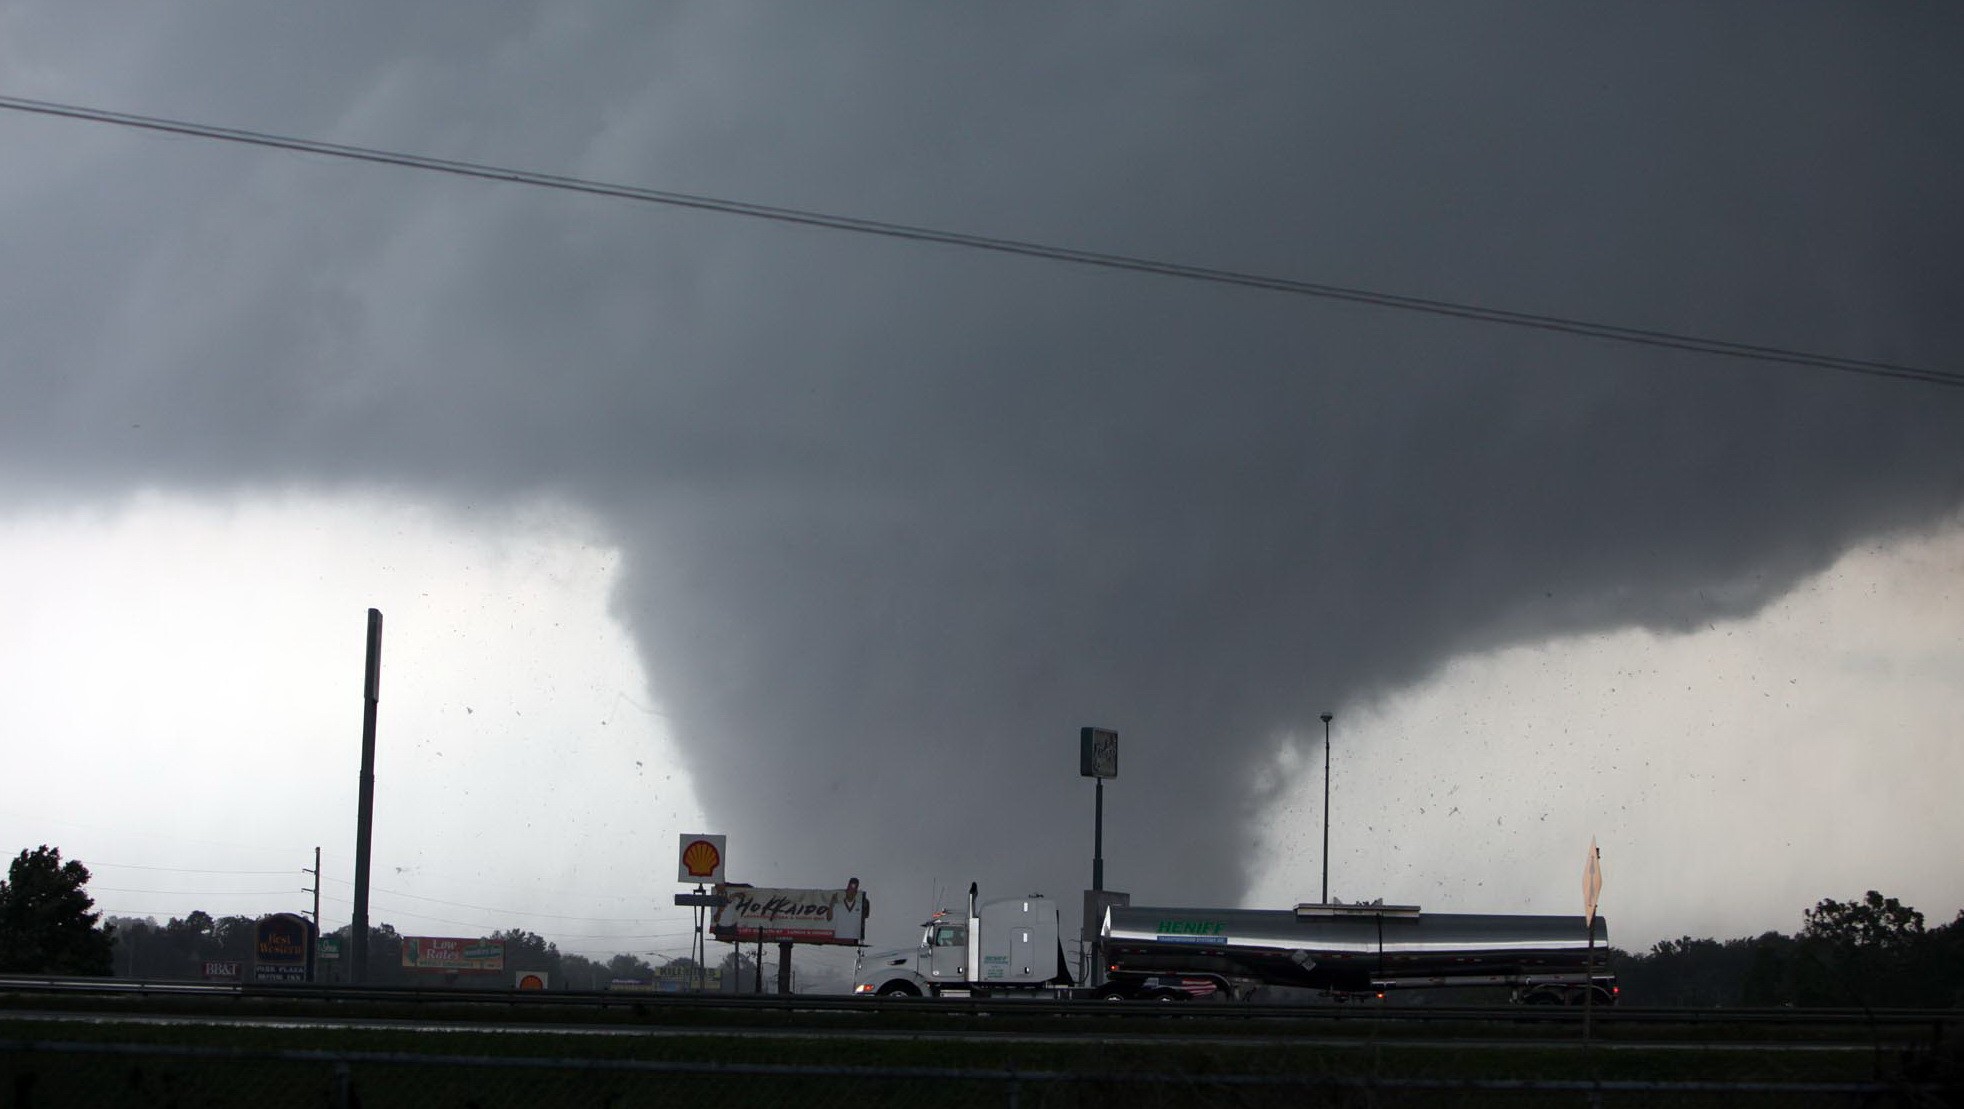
[3, 974, 1959, 1034]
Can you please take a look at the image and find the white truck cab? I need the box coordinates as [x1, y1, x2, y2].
[853, 884, 1074, 997]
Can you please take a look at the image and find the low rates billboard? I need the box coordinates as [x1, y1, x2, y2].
[712, 879, 868, 945]
[401, 937, 506, 972]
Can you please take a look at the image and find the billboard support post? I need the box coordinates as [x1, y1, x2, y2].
[694, 884, 706, 992]
[1093, 778, 1104, 890]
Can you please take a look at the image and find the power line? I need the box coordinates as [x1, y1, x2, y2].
[320, 877, 687, 923]
[88, 886, 299, 896]
[92, 862, 298, 877]
[2, 93, 1956, 391]
[319, 893, 694, 940]
[320, 874, 659, 906]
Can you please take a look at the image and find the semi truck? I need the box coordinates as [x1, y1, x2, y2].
[852, 885, 1614, 1004]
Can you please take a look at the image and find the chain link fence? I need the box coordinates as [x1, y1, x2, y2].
[2, 1038, 1949, 1107]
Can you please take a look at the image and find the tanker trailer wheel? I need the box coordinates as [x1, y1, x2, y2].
[876, 981, 921, 998]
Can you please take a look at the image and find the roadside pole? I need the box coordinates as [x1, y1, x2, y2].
[1583, 838, 1603, 1045]
[352, 608, 383, 986]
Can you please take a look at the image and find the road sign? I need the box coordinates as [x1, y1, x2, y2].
[1080, 727, 1118, 779]
[1583, 837, 1603, 926]
[678, 834, 727, 883]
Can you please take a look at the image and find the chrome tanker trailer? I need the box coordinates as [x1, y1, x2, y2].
[1100, 902, 1615, 1004]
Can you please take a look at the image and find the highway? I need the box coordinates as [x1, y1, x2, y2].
[5, 977, 1957, 1105]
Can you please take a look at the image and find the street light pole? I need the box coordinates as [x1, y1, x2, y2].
[1320, 712, 1333, 904]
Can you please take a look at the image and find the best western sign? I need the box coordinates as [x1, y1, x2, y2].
[252, 913, 316, 982]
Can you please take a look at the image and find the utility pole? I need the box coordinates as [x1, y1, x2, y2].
[303, 846, 322, 981]
[352, 608, 383, 985]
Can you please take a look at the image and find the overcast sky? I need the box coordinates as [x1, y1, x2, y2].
[2, 4, 1961, 967]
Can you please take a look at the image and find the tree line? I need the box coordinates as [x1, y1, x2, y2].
[5, 845, 1960, 1004]
[101, 912, 745, 990]
[1611, 891, 1964, 1007]
[0, 843, 750, 988]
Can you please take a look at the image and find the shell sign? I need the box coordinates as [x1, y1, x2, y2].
[677, 833, 727, 883]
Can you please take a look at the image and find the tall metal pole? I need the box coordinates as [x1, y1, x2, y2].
[352, 608, 383, 985]
[1092, 777, 1104, 892]
[1320, 712, 1333, 904]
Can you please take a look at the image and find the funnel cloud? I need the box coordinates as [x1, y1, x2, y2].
[1, 5, 1960, 936]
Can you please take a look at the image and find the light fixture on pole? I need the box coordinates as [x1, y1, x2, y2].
[1320, 712, 1333, 904]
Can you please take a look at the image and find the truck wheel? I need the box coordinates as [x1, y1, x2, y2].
[1098, 987, 1130, 1002]
[1153, 989, 1189, 1002]
[876, 981, 920, 998]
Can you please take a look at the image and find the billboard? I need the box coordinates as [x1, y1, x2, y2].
[1080, 727, 1119, 779]
[401, 937, 506, 972]
[712, 880, 868, 945]
[652, 964, 723, 992]
[252, 913, 315, 983]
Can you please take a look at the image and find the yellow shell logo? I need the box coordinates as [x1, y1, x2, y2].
[682, 839, 721, 878]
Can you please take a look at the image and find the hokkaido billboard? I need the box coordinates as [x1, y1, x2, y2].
[401, 937, 506, 972]
[712, 880, 868, 946]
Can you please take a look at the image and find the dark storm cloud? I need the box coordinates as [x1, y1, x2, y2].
[2, 5, 1960, 916]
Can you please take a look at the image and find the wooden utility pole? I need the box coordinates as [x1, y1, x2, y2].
[304, 846, 322, 981]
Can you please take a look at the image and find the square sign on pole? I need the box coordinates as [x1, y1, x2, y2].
[1080, 728, 1118, 779]
[678, 834, 727, 884]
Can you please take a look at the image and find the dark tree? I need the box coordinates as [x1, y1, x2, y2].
[1795, 891, 1942, 1007]
[607, 952, 655, 981]
[1612, 936, 1760, 1006]
[491, 928, 561, 970]
[561, 952, 605, 990]
[0, 846, 115, 975]
[1802, 891, 1925, 949]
